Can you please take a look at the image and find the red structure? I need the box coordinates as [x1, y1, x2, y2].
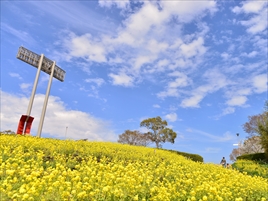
[16, 115, 34, 135]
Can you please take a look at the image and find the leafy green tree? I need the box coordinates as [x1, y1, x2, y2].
[140, 116, 177, 148]
[118, 130, 151, 146]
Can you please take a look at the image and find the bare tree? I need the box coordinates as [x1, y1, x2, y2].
[230, 136, 264, 161]
[241, 136, 264, 154]
[243, 113, 267, 137]
[242, 101, 268, 158]
[230, 148, 240, 162]
[2, 130, 15, 134]
[118, 130, 151, 146]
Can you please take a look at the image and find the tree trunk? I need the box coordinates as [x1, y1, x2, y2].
[156, 141, 160, 148]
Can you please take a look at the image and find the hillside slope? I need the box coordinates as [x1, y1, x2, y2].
[0, 134, 267, 201]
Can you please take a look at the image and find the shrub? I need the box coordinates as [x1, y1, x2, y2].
[237, 152, 267, 162]
[165, 149, 204, 162]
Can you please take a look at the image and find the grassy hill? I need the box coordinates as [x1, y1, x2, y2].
[0, 134, 268, 201]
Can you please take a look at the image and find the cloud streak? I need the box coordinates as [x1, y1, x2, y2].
[232, 1, 268, 34]
[186, 128, 234, 142]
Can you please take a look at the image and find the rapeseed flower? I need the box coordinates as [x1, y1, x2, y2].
[0, 134, 268, 200]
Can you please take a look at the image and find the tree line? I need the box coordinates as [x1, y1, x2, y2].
[118, 116, 177, 148]
[230, 101, 268, 161]
[117, 102, 268, 161]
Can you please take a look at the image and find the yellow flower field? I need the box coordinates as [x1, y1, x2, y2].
[232, 160, 268, 179]
[0, 134, 267, 201]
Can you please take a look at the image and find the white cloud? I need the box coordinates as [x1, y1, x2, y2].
[156, 59, 169, 72]
[157, 72, 191, 99]
[169, 69, 227, 108]
[1, 23, 36, 45]
[9, 73, 22, 80]
[146, 40, 169, 55]
[108, 57, 124, 64]
[252, 35, 267, 51]
[153, 104, 160, 108]
[222, 107, 235, 115]
[56, 0, 217, 88]
[180, 93, 204, 108]
[232, 1, 267, 14]
[168, 72, 191, 88]
[98, 0, 130, 10]
[223, 61, 266, 75]
[226, 96, 247, 106]
[221, 52, 230, 60]
[20, 83, 32, 91]
[252, 74, 267, 93]
[160, 1, 217, 23]
[241, 10, 268, 34]
[145, 59, 170, 74]
[241, 51, 258, 58]
[220, 131, 235, 142]
[223, 73, 266, 109]
[0, 90, 117, 141]
[63, 33, 107, 62]
[237, 88, 252, 96]
[39, 75, 50, 87]
[213, 106, 236, 120]
[186, 128, 234, 142]
[180, 69, 228, 108]
[165, 113, 177, 122]
[180, 37, 206, 58]
[133, 55, 155, 72]
[232, 1, 268, 34]
[87, 86, 102, 100]
[109, 72, 134, 87]
[121, 2, 167, 39]
[27, 1, 116, 34]
[85, 78, 105, 87]
[157, 87, 180, 99]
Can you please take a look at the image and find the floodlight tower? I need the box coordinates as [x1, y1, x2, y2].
[236, 133, 240, 156]
[233, 133, 241, 156]
[16, 46, 66, 137]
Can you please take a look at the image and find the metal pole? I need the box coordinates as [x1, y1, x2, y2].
[23, 54, 44, 134]
[36, 61, 56, 138]
[236, 133, 240, 156]
[65, 126, 68, 139]
[26, 54, 44, 115]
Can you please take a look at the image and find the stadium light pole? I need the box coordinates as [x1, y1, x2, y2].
[16, 46, 66, 137]
[233, 133, 241, 156]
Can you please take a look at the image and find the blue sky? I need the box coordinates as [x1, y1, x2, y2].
[1, 0, 267, 163]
